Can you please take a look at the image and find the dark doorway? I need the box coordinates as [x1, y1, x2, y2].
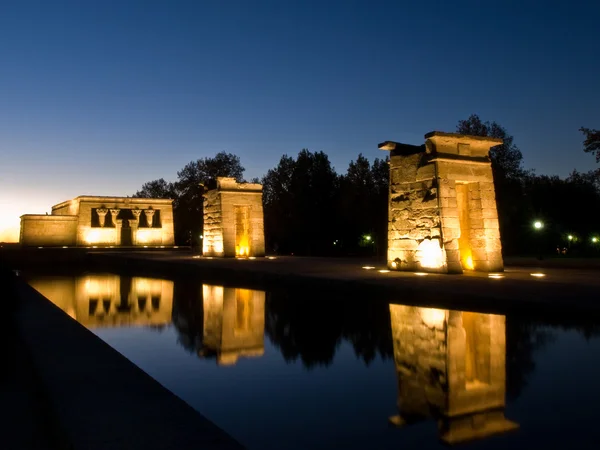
[121, 220, 132, 246]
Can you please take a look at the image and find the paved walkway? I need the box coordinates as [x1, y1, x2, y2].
[89, 252, 600, 315]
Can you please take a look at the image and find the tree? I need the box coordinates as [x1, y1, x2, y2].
[337, 155, 389, 256]
[262, 150, 338, 255]
[457, 114, 529, 255]
[580, 127, 600, 163]
[134, 178, 177, 199]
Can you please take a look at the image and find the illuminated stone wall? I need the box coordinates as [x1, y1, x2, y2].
[380, 132, 503, 273]
[19, 215, 78, 246]
[20, 196, 174, 247]
[388, 305, 518, 444]
[28, 275, 174, 328]
[202, 177, 265, 257]
[202, 284, 265, 365]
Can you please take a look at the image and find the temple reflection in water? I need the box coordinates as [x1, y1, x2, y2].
[29, 275, 174, 327]
[200, 284, 265, 365]
[388, 305, 519, 445]
[29, 274, 265, 366]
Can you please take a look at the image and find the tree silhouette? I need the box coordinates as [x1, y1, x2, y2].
[580, 127, 600, 163]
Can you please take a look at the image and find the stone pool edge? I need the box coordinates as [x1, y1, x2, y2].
[13, 276, 245, 450]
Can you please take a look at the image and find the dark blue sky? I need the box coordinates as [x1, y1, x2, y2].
[1, 0, 599, 240]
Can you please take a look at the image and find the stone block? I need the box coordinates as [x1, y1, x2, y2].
[484, 228, 501, 239]
[469, 209, 483, 220]
[470, 238, 487, 249]
[468, 199, 482, 210]
[481, 208, 498, 219]
[470, 218, 484, 229]
[480, 198, 498, 210]
[470, 228, 487, 240]
[441, 197, 457, 208]
[442, 227, 460, 240]
[416, 164, 436, 181]
[485, 238, 503, 251]
[409, 228, 433, 240]
[443, 239, 459, 250]
[483, 218, 500, 230]
[471, 248, 488, 262]
[480, 190, 496, 201]
[468, 188, 481, 200]
[445, 249, 461, 263]
[479, 182, 495, 191]
[441, 217, 460, 229]
[390, 239, 419, 250]
[441, 208, 459, 219]
[446, 261, 463, 274]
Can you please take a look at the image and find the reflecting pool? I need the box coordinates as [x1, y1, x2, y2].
[28, 273, 600, 449]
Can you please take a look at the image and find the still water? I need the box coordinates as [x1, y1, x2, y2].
[27, 273, 600, 449]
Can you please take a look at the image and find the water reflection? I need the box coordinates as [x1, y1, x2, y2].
[389, 305, 518, 444]
[29, 275, 174, 327]
[201, 285, 265, 365]
[29, 274, 266, 366]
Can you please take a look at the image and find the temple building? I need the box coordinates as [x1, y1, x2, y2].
[28, 275, 174, 328]
[202, 177, 265, 257]
[201, 284, 265, 365]
[19, 196, 174, 247]
[379, 132, 503, 273]
[388, 305, 518, 445]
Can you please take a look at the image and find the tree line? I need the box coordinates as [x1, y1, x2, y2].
[134, 115, 600, 257]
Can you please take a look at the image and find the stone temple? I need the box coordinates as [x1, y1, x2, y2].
[388, 305, 518, 444]
[202, 177, 265, 257]
[379, 132, 503, 273]
[20, 196, 174, 247]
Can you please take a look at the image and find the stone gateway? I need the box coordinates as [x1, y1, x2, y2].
[380, 132, 504, 273]
[202, 177, 265, 257]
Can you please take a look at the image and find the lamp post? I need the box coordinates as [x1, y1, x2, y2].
[533, 220, 544, 260]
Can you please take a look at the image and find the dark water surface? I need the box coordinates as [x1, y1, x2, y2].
[26, 273, 600, 449]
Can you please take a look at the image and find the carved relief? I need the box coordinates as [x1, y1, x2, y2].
[144, 209, 155, 227]
[96, 208, 108, 227]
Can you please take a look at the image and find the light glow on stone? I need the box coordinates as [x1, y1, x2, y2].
[420, 308, 446, 328]
[488, 273, 504, 279]
[378, 269, 390, 273]
[417, 239, 445, 269]
[530, 273, 546, 278]
[362, 266, 376, 270]
[414, 272, 428, 276]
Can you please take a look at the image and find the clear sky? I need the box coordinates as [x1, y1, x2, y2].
[1, 0, 599, 241]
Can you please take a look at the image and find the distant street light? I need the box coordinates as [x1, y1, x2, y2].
[568, 234, 573, 241]
[593, 237, 598, 244]
[533, 221, 544, 230]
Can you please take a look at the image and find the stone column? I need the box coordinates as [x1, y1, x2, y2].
[96, 208, 108, 228]
[110, 209, 120, 245]
[115, 219, 122, 246]
[144, 209, 155, 228]
[129, 219, 139, 246]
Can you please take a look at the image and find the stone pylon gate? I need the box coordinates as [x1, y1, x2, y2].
[379, 132, 503, 273]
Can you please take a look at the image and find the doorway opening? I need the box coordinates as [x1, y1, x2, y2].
[456, 183, 473, 270]
[235, 206, 251, 256]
